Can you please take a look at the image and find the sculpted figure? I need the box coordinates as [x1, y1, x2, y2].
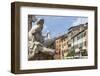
[28, 19, 55, 60]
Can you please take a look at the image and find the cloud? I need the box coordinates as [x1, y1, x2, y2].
[72, 17, 88, 26]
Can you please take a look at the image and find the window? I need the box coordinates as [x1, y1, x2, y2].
[84, 32, 86, 37]
[77, 33, 84, 40]
[77, 35, 80, 40]
[80, 33, 83, 38]
[74, 37, 77, 42]
[79, 43, 83, 48]
[68, 44, 71, 47]
[84, 41, 87, 46]
[74, 45, 78, 49]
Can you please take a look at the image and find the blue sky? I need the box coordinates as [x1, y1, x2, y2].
[32, 15, 88, 38]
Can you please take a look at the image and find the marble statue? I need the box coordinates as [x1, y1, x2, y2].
[28, 18, 55, 60]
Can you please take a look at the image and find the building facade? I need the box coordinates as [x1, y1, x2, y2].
[54, 34, 68, 59]
[71, 25, 88, 58]
[54, 23, 88, 59]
